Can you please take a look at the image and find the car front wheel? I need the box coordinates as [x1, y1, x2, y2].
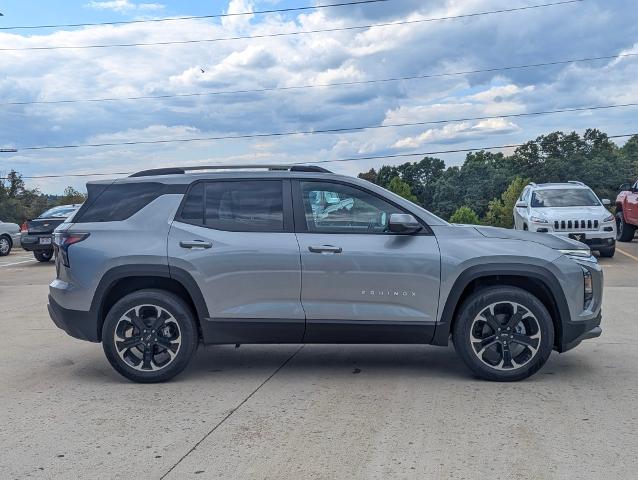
[599, 246, 615, 258]
[453, 286, 554, 382]
[102, 289, 198, 383]
[616, 211, 636, 242]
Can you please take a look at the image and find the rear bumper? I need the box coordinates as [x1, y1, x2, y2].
[10, 232, 21, 247]
[48, 295, 100, 342]
[560, 312, 602, 352]
[21, 234, 54, 252]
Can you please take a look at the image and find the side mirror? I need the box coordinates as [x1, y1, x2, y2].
[388, 213, 422, 234]
[601, 198, 611, 206]
[515, 201, 528, 208]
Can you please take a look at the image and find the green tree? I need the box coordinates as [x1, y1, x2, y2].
[388, 176, 418, 203]
[449, 206, 480, 224]
[59, 186, 86, 205]
[376, 157, 445, 208]
[6, 170, 25, 198]
[483, 177, 529, 228]
[358, 168, 378, 184]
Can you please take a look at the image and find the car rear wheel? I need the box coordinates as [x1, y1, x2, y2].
[616, 211, 635, 242]
[102, 289, 198, 383]
[452, 286, 554, 382]
[0, 235, 11, 256]
[34, 250, 53, 262]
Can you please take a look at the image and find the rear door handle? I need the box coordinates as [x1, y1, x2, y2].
[308, 245, 342, 254]
[180, 240, 212, 249]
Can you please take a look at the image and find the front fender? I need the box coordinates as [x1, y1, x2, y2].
[431, 263, 570, 348]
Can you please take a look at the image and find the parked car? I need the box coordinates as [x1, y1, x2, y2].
[513, 181, 616, 257]
[615, 180, 638, 242]
[21, 204, 82, 262]
[0, 220, 21, 256]
[48, 165, 602, 383]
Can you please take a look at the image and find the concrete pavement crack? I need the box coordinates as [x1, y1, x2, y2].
[159, 344, 304, 479]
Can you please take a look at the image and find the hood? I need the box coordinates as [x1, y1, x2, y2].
[473, 226, 588, 250]
[530, 206, 609, 220]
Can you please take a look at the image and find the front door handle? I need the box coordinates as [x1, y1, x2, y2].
[180, 240, 212, 249]
[308, 245, 342, 254]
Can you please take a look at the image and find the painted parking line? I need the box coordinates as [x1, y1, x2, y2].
[0, 259, 37, 268]
[617, 248, 638, 263]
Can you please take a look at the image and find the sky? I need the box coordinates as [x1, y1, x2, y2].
[0, 0, 637, 193]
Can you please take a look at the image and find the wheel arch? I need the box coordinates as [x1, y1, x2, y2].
[432, 264, 569, 350]
[91, 265, 209, 341]
[0, 233, 13, 246]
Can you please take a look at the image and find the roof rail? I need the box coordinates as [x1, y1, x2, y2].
[130, 164, 331, 177]
[567, 180, 586, 186]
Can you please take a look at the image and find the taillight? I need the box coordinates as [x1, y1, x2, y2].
[20, 222, 28, 233]
[53, 232, 89, 268]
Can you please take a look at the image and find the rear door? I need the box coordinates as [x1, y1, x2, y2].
[168, 178, 304, 343]
[292, 179, 441, 343]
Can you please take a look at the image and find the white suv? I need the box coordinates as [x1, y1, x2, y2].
[513, 181, 616, 257]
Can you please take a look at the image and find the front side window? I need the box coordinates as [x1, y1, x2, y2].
[300, 181, 404, 233]
[531, 189, 601, 208]
[179, 180, 284, 232]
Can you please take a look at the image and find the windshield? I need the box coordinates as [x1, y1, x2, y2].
[38, 205, 79, 219]
[531, 189, 600, 208]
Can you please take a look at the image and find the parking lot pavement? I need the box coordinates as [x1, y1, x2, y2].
[1, 243, 637, 479]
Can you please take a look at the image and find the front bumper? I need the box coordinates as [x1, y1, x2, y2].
[21, 234, 54, 252]
[10, 232, 21, 247]
[48, 295, 100, 342]
[560, 312, 602, 352]
[582, 237, 615, 250]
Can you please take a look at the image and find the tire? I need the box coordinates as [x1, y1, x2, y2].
[599, 246, 615, 258]
[102, 289, 198, 383]
[452, 286, 554, 382]
[0, 235, 11, 256]
[34, 250, 53, 262]
[616, 211, 635, 242]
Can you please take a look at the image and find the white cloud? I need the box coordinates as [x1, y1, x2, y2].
[85, 1, 164, 13]
[222, 0, 255, 30]
[393, 118, 521, 149]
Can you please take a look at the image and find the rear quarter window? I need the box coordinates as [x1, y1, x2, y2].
[74, 182, 185, 223]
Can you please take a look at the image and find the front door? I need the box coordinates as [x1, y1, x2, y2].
[292, 179, 441, 343]
[168, 179, 304, 343]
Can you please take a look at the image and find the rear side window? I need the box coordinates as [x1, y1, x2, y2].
[38, 205, 79, 219]
[74, 182, 180, 223]
[178, 180, 284, 232]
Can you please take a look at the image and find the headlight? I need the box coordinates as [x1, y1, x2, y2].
[581, 266, 593, 308]
[603, 214, 614, 223]
[559, 248, 591, 258]
[530, 216, 548, 224]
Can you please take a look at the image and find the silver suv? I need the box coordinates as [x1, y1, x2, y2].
[48, 165, 603, 383]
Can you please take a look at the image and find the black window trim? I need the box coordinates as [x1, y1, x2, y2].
[291, 178, 433, 235]
[175, 178, 293, 233]
[74, 181, 186, 223]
